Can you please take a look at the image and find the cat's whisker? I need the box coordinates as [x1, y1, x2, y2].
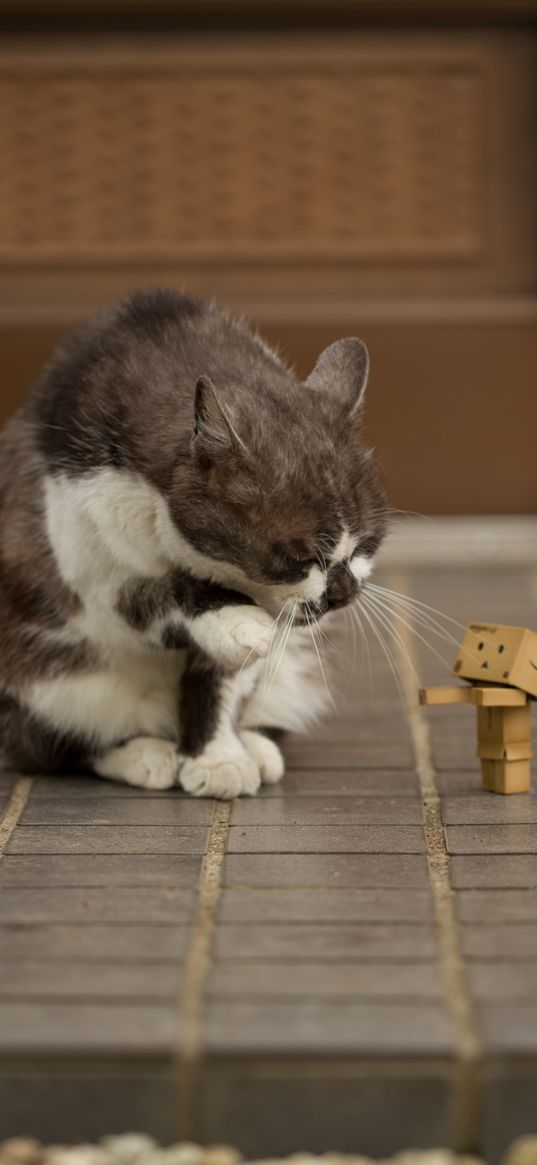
[264, 600, 297, 692]
[348, 601, 372, 688]
[368, 583, 494, 664]
[344, 606, 358, 677]
[263, 603, 293, 687]
[309, 605, 340, 654]
[342, 604, 365, 697]
[367, 584, 470, 635]
[237, 610, 282, 678]
[366, 585, 462, 650]
[305, 605, 336, 711]
[265, 601, 300, 697]
[362, 589, 451, 675]
[316, 549, 328, 575]
[360, 592, 421, 690]
[355, 597, 406, 709]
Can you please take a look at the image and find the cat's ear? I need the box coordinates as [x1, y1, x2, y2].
[193, 375, 246, 465]
[305, 338, 369, 415]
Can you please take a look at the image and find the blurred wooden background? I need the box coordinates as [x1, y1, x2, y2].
[0, 1, 536, 512]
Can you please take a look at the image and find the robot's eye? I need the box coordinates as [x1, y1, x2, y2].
[478, 641, 484, 650]
[498, 645, 505, 653]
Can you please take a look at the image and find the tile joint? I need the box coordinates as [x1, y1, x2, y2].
[177, 799, 232, 1139]
[0, 776, 33, 856]
[390, 570, 484, 1154]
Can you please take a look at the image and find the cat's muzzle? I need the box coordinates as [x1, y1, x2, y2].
[295, 572, 361, 624]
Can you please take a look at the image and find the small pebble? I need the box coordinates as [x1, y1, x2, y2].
[0, 1140, 43, 1165]
[204, 1149, 242, 1165]
[505, 1139, 537, 1165]
[4, 1137, 534, 1165]
[101, 1138, 158, 1163]
[47, 1149, 110, 1165]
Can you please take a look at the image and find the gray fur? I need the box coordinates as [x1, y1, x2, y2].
[0, 288, 388, 776]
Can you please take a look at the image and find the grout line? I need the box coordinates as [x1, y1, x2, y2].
[0, 778, 34, 856]
[177, 799, 232, 1140]
[388, 571, 483, 1153]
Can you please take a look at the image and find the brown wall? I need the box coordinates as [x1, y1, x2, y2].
[0, 6, 536, 512]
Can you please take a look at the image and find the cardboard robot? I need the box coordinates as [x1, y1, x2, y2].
[420, 622, 537, 794]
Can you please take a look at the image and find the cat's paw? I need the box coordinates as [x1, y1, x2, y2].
[240, 729, 285, 785]
[191, 605, 274, 671]
[180, 740, 260, 799]
[94, 737, 182, 790]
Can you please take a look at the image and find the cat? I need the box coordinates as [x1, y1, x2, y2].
[0, 288, 388, 798]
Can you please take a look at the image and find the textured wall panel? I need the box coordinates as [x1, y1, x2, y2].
[0, 52, 487, 263]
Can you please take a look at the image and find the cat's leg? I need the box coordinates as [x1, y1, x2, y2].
[236, 632, 329, 788]
[24, 653, 184, 789]
[0, 692, 181, 790]
[179, 650, 264, 799]
[162, 600, 276, 672]
[92, 737, 182, 790]
[119, 571, 276, 673]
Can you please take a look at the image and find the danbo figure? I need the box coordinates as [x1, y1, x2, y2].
[420, 622, 537, 794]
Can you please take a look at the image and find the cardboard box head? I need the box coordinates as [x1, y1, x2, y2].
[453, 622, 537, 699]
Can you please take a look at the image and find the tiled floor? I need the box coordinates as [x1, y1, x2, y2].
[0, 556, 536, 1161]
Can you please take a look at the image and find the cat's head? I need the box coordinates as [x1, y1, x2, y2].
[172, 337, 388, 620]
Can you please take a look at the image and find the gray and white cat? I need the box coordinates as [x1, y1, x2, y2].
[0, 289, 387, 798]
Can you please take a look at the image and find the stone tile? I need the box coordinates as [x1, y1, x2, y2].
[208, 961, 442, 997]
[0, 1070, 179, 1143]
[262, 770, 419, 796]
[283, 742, 413, 768]
[0, 886, 196, 923]
[457, 889, 537, 923]
[231, 796, 422, 825]
[446, 825, 537, 854]
[0, 1002, 177, 1054]
[0, 854, 202, 887]
[437, 770, 483, 795]
[297, 722, 409, 748]
[0, 923, 189, 959]
[431, 749, 478, 774]
[203, 999, 454, 1054]
[468, 962, 537, 999]
[30, 775, 182, 798]
[200, 1066, 454, 1157]
[443, 795, 537, 824]
[227, 825, 426, 854]
[429, 724, 476, 771]
[224, 853, 429, 888]
[7, 825, 208, 855]
[480, 1004, 537, 1052]
[22, 796, 214, 825]
[451, 855, 537, 888]
[0, 960, 181, 998]
[307, 709, 405, 742]
[462, 924, 537, 959]
[219, 888, 434, 923]
[214, 923, 436, 960]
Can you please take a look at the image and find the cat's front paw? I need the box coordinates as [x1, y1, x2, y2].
[240, 729, 285, 785]
[180, 740, 260, 799]
[192, 604, 274, 671]
[94, 737, 182, 790]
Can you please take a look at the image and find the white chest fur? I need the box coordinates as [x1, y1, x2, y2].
[24, 471, 187, 747]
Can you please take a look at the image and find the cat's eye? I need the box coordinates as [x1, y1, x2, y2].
[357, 534, 380, 556]
[292, 556, 317, 569]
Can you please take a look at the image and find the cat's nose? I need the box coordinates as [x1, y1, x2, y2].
[325, 562, 358, 610]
